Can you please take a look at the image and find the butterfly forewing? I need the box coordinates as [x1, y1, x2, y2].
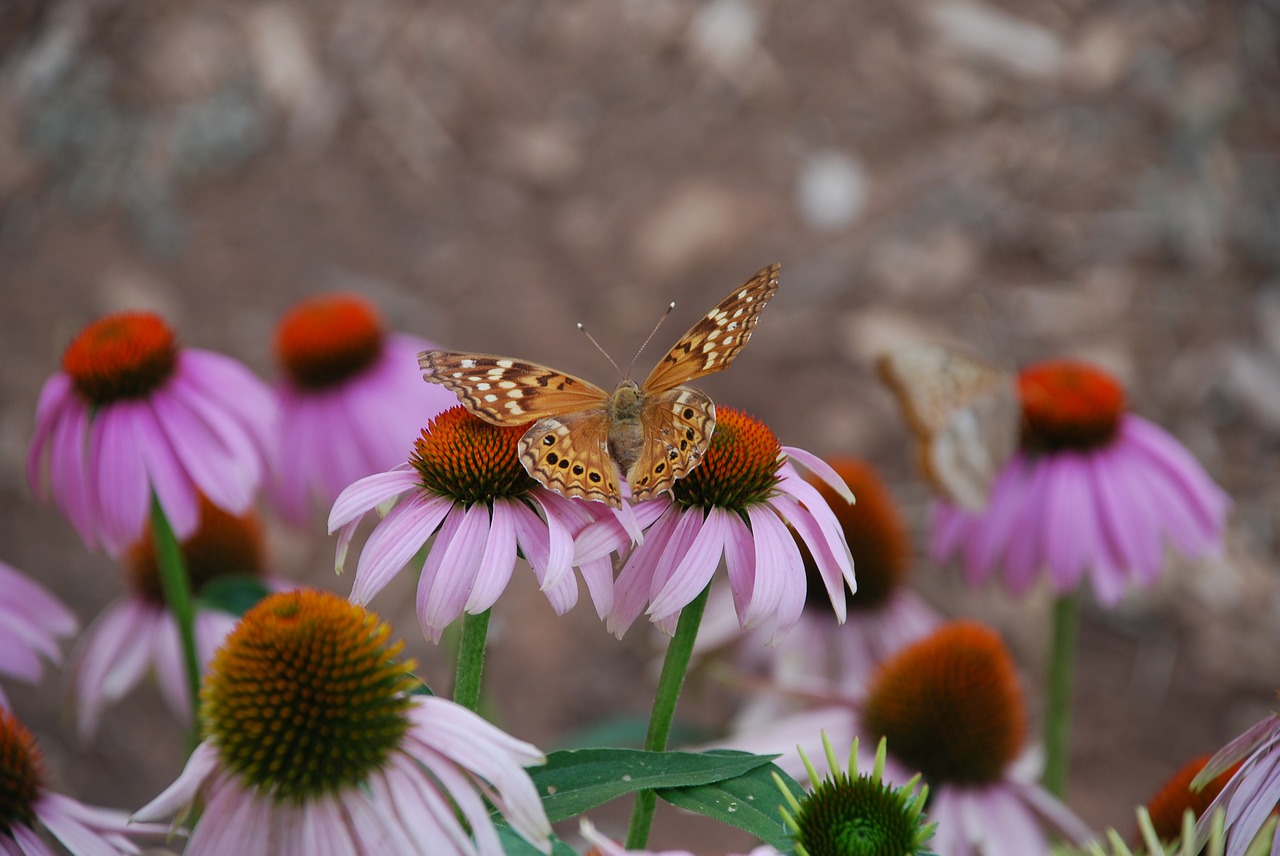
[628, 387, 716, 502]
[876, 343, 1020, 510]
[418, 351, 610, 426]
[642, 263, 781, 392]
[518, 411, 622, 506]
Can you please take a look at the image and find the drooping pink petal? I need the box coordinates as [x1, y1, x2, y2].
[150, 387, 256, 515]
[769, 491, 853, 623]
[1000, 459, 1053, 594]
[608, 504, 681, 637]
[647, 508, 729, 624]
[72, 598, 159, 736]
[529, 492, 574, 593]
[464, 500, 518, 614]
[351, 491, 452, 604]
[48, 397, 97, 549]
[91, 403, 150, 553]
[26, 372, 75, 498]
[416, 505, 486, 641]
[134, 402, 200, 539]
[1040, 454, 1093, 592]
[132, 742, 221, 822]
[782, 447, 855, 504]
[722, 512, 756, 622]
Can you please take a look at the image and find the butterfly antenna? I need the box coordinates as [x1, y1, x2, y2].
[626, 301, 676, 379]
[577, 323, 624, 379]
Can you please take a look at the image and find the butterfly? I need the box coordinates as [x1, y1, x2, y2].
[876, 342, 1020, 511]
[418, 264, 781, 508]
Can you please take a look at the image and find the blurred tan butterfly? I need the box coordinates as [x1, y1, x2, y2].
[876, 342, 1020, 510]
[419, 264, 781, 508]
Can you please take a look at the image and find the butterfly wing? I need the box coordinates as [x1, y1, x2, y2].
[519, 411, 623, 507]
[419, 350, 611, 426]
[641, 264, 781, 392]
[877, 343, 1020, 510]
[626, 387, 717, 502]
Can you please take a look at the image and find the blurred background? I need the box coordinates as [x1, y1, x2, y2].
[3, 0, 1280, 849]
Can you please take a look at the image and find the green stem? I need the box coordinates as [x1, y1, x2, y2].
[1043, 588, 1080, 797]
[624, 583, 712, 850]
[149, 495, 202, 742]
[453, 609, 491, 713]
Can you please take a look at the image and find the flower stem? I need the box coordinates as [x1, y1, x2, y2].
[624, 583, 712, 850]
[453, 608, 491, 713]
[149, 495, 202, 740]
[1043, 588, 1080, 797]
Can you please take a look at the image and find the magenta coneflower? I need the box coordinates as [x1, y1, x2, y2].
[133, 590, 550, 855]
[575, 408, 856, 642]
[0, 707, 168, 854]
[0, 561, 77, 709]
[70, 496, 280, 736]
[1192, 707, 1280, 855]
[330, 406, 616, 642]
[861, 622, 1094, 855]
[931, 360, 1230, 604]
[27, 311, 275, 556]
[268, 294, 457, 526]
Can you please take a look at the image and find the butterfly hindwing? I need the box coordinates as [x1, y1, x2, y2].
[418, 351, 610, 426]
[518, 411, 623, 506]
[642, 264, 781, 392]
[627, 387, 716, 502]
[877, 343, 1020, 510]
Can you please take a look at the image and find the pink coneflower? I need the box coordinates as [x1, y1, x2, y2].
[133, 590, 551, 855]
[0, 561, 77, 709]
[27, 311, 274, 556]
[1193, 708, 1280, 855]
[861, 622, 1094, 855]
[931, 360, 1230, 605]
[70, 496, 278, 736]
[575, 408, 856, 642]
[1143, 753, 1241, 844]
[268, 294, 457, 525]
[330, 406, 615, 642]
[0, 707, 168, 854]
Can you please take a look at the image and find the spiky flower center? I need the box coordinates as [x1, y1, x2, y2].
[1144, 754, 1241, 843]
[128, 496, 265, 605]
[0, 709, 44, 835]
[862, 621, 1025, 787]
[671, 407, 782, 511]
[201, 590, 418, 802]
[795, 770, 927, 856]
[275, 294, 385, 390]
[1018, 360, 1126, 453]
[411, 406, 537, 505]
[802, 458, 908, 615]
[62, 312, 178, 404]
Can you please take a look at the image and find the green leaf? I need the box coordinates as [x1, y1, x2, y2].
[657, 754, 804, 851]
[197, 576, 272, 616]
[529, 748, 777, 822]
[497, 825, 577, 856]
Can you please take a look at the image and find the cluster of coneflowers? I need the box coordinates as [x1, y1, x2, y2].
[3, 293, 1273, 855]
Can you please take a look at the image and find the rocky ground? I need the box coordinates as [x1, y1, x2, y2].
[2, 0, 1280, 850]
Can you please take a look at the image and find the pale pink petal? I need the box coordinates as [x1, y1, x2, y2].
[770, 491, 852, 623]
[414, 506, 479, 641]
[529, 492, 574, 593]
[464, 500, 519, 614]
[424, 502, 490, 620]
[328, 467, 421, 532]
[351, 491, 452, 603]
[745, 507, 805, 642]
[608, 505, 681, 637]
[722, 512, 756, 622]
[647, 509, 729, 623]
[574, 497, 669, 564]
[783, 447, 855, 504]
[150, 389, 256, 515]
[133, 741, 221, 822]
[72, 599, 159, 736]
[1001, 460, 1053, 593]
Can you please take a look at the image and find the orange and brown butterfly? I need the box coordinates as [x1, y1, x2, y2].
[875, 342, 1020, 511]
[418, 264, 781, 508]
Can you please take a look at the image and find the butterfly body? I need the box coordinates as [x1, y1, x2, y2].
[419, 264, 780, 507]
